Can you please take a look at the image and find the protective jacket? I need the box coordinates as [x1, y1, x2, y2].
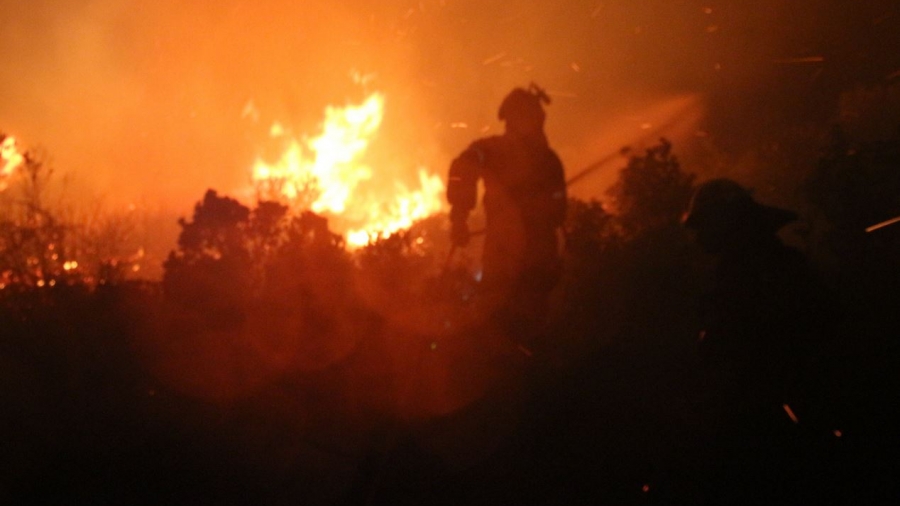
[447, 132, 566, 291]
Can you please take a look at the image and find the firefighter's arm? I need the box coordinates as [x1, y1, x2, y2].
[446, 146, 484, 246]
[548, 151, 567, 228]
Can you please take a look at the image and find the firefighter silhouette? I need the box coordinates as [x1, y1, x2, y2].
[683, 178, 835, 504]
[447, 84, 567, 349]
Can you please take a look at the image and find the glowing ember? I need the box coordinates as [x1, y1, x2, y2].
[252, 92, 445, 248]
[866, 215, 900, 233]
[1, 135, 25, 191]
[782, 403, 800, 424]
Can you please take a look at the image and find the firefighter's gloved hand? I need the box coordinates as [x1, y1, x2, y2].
[451, 219, 470, 247]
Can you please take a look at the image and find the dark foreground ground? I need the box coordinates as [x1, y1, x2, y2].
[2, 282, 896, 506]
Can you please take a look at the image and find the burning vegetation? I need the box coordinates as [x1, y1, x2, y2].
[0, 134, 149, 290]
[2, 118, 899, 503]
[0, 135, 25, 190]
[251, 91, 446, 248]
[2, 2, 900, 499]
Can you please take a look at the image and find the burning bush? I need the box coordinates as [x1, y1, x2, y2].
[0, 134, 146, 290]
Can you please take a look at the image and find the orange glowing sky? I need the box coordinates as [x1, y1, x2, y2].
[2, 0, 898, 214]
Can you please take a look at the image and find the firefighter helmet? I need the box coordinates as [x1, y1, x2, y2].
[682, 178, 796, 233]
[498, 83, 551, 124]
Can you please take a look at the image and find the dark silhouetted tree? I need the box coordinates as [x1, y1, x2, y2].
[563, 198, 621, 257]
[606, 138, 695, 237]
[162, 189, 356, 335]
[553, 139, 703, 356]
[163, 189, 254, 327]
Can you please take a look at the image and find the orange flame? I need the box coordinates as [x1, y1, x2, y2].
[1, 135, 25, 191]
[252, 92, 445, 248]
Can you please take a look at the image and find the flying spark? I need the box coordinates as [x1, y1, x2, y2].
[773, 56, 825, 64]
[782, 403, 800, 424]
[866, 216, 900, 233]
[241, 100, 260, 122]
[482, 52, 507, 65]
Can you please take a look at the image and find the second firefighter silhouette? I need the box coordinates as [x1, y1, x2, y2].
[447, 84, 567, 344]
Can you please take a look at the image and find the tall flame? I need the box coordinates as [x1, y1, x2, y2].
[1, 135, 25, 191]
[252, 92, 445, 248]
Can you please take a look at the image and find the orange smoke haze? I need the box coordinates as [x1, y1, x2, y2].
[2, 0, 898, 246]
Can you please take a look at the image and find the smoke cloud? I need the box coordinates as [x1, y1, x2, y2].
[2, 0, 898, 213]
